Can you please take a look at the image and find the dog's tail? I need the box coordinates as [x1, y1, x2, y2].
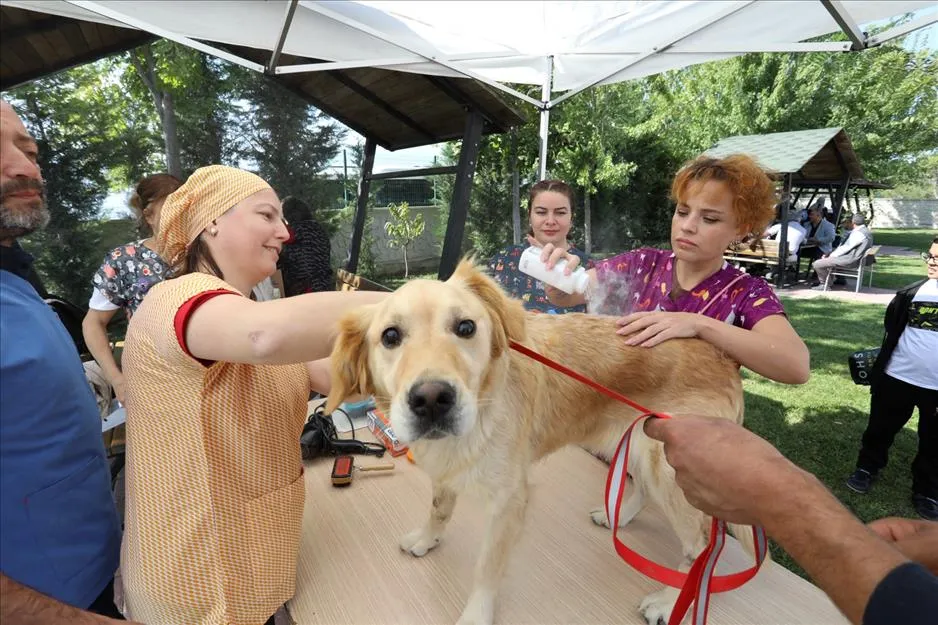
[728, 523, 773, 563]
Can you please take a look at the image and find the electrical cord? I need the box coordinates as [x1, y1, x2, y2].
[300, 403, 385, 460]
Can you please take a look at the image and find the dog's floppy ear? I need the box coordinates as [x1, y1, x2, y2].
[452, 257, 526, 358]
[325, 304, 376, 414]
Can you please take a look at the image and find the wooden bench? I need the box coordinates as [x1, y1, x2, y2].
[824, 245, 880, 292]
[724, 240, 784, 267]
[723, 240, 815, 283]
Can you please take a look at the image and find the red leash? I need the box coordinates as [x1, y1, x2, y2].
[509, 339, 768, 625]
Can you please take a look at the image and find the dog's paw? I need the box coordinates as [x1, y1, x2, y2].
[399, 527, 441, 557]
[639, 588, 679, 625]
[455, 593, 494, 625]
[589, 507, 613, 528]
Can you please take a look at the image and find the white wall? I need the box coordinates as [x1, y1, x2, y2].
[869, 199, 938, 229]
[331, 205, 443, 274]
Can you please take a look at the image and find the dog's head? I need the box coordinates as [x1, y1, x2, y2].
[325, 258, 526, 443]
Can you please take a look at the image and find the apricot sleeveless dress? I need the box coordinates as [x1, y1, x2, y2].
[120, 273, 310, 625]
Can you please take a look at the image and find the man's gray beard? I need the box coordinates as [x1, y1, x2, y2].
[0, 200, 51, 236]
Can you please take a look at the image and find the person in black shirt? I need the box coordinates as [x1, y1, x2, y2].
[644, 415, 938, 625]
[278, 196, 333, 296]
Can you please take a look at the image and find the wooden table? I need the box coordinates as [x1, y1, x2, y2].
[289, 404, 848, 625]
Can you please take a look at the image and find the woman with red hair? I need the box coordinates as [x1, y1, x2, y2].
[544, 154, 809, 385]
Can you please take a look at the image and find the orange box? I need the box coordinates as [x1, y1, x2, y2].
[366, 409, 409, 457]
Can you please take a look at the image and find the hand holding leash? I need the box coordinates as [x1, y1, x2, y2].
[643, 416, 798, 527]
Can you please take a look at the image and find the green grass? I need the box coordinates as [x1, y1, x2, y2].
[744, 296, 922, 575]
[871, 228, 936, 252]
[870, 255, 926, 290]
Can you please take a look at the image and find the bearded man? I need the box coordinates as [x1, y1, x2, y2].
[1, 99, 130, 624]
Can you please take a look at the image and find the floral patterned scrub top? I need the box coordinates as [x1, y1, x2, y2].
[489, 244, 594, 314]
[89, 240, 169, 317]
[592, 248, 785, 328]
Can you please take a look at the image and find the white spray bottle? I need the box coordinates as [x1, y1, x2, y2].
[518, 246, 590, 295]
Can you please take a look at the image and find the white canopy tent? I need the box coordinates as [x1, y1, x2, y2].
[4, 0, 936, 179]
[3, 0, 935, 279]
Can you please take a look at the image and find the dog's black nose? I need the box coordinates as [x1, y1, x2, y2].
[408, 380, 456, 422]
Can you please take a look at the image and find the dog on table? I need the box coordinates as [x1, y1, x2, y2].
[325, 259, 751, 625]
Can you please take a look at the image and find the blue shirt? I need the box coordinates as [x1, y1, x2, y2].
[1, 249, 120, 609]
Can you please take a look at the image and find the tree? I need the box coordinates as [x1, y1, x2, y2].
[128, 43, 182, 178]
[383, 201, 425, 277]
[551, 85, 641, 253]
[233, 70, 345, 208]
[646, 38, 938, 186]
[123, 42, 237, 181]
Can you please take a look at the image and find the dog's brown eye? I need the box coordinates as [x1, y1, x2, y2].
[455, 319, 475, 338]
[381, 327, 402, 348]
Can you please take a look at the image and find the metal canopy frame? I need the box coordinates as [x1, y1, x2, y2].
[49, 0, 937, 282]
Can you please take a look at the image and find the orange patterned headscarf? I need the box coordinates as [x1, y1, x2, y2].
[156, 165, 271, 266]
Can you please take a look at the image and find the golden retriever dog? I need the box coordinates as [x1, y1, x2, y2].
[325, 260, 747, 625]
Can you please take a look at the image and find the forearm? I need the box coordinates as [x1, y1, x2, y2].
[82, 318, 122, 384]
[189, 290, 388, 365]
[696, 317, 809, 384]
[757, 472, 908, 625]
[0, 574, 122, 625]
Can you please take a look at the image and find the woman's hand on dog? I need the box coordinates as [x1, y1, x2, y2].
[643, 416, 804, 526]
[616, 311, 707, 347]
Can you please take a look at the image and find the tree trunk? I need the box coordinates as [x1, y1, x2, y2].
[160, 91, 182, 179]
[584, 188, 592, 255]
[403, 246, 409, 278]
[131, 45, 183, 179]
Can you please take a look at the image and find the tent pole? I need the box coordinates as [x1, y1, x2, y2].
[550, 0, 754, 109]
[538, 56, 553, 181]
[438, 110, 485, 280]
[819, 0, 867, 50]
[868, 14, 938, 47]
[346, 138, 376, 274]
[268, 0, 298, 73]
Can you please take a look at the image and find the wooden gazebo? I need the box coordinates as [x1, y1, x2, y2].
[706, 127, 888, 286]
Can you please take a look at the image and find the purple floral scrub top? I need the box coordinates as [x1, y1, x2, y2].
[592, 248, 785, 329]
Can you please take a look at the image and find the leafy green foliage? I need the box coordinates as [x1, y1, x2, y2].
[383, 201, 425, 277]
[231, 69, 345, 208]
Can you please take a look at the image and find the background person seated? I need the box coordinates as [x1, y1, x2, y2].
[803, 205, 836, 260]
[812, 212, 874, 291]
[763, 211, 807, 261]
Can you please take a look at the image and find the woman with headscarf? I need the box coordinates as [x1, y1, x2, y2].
[119, 166, 385, 625]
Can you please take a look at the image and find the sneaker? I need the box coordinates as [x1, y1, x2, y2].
[912, 494, 938, 521]
[845, 468, 875, 494]
[811, 285, 828, 292]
